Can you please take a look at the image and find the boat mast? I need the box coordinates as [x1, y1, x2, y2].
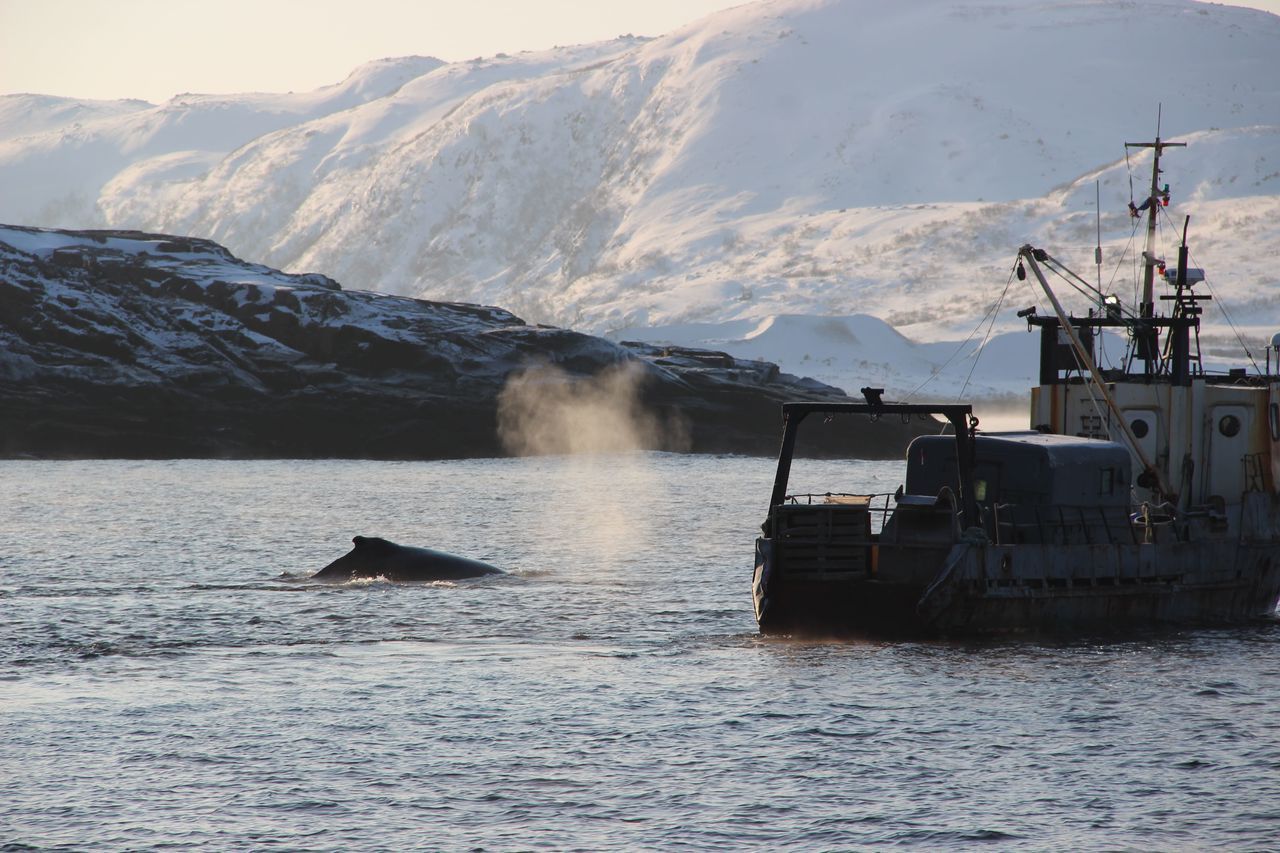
[1125, 110, 1185, 373]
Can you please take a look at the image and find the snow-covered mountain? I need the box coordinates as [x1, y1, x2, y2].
[0, 56, 444, 228]
[3, 0, 1277, 407]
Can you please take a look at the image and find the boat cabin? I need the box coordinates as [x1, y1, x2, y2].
[905, 432, 1131, 510]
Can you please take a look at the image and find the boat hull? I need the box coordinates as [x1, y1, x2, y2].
[754, 535, 1280, 637]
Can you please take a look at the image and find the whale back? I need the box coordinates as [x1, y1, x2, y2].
[312, 536, 503, 582]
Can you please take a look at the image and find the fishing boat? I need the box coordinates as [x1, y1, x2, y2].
[752, 131, 1280, 635]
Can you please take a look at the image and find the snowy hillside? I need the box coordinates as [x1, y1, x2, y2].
[3, 0, 1277, 408]
[0, 56, 444, 227]
[0, 95, 153, 143]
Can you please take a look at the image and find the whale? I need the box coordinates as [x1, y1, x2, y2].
[313, 536, 504, 582]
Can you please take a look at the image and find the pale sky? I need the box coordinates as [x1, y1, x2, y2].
[2, 0, 1278, 104]
[0, 0, 743, 103]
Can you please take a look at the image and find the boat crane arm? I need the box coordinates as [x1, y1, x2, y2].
[1019, 244, 1175, 499]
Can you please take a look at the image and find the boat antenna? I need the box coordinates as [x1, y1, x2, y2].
[1095, 180, 1103, 293]
[1124, 106, 1185, 375]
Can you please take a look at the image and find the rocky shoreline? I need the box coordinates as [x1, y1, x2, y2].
[0, 226, 931, 459]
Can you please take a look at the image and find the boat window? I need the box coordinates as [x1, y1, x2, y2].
[1219, 414, 1242, 438]
[1100, 468, 1115, 495]
[1078, 413, 1105, 439]
[1270, 403, 1279, 442]
[1130, 418, 1149, 439]
[974, 479, 988, 502]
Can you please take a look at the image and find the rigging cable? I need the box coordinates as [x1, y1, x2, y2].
[1104, 216, 1145, 370]
[956, 260, 1017, 402]
[1067, 335, 1110, 440]
[901, 261, 1019, 404]
[1040, 255, 1119, 312]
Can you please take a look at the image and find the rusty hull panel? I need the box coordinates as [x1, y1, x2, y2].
[921, 540, 1280, 634]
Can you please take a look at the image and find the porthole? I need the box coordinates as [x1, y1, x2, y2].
[1130, 418, 1150, 439]
[1219, 414, 1241, 437]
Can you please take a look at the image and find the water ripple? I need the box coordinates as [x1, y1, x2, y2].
[2, 457, 1279, 849]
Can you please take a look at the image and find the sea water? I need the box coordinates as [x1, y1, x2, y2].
[2, 456, 1279, 850]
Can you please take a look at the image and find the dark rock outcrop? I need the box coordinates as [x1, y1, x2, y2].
[0, 225, 931, 459]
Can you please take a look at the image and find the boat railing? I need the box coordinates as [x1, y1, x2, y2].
[784, 492, 896, 534]
[990, 503, 1151, 545]
[779, 495, 1189, 544]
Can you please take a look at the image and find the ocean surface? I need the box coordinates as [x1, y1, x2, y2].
[3, 455, 1279, 851]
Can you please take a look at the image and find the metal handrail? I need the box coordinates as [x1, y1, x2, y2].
[991, 502, 1141, 545]
[782, 492, 898, 534]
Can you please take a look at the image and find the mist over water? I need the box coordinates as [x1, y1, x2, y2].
[3, 457, 1280, 849]
[497, 362, 689, 455]
[496, 363, 693, 566]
